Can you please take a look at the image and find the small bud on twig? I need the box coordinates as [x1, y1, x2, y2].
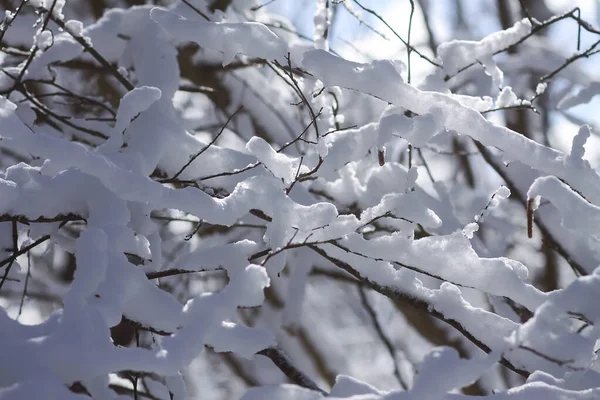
[378, 149, 385, 166]
[527, 198, 534, 239]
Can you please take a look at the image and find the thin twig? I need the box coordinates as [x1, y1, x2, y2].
[517, 0, 535, 27]
[271, 54, 321, 139]
[358, 285, 406, 389]
[445, 7, 600, 81]
[181, 0, 211, 21]
[0, 235, 51, 271]
[350, 0, 441, 68]
[257, 348, 327, 394]
[146, 268, 224, 280]
[0, 221, 19, 292]
[540, 38, 600, 82]
[161, 106, 243, 183]
[416, 147, 435, 183]
[0, 0, 27, 44]
[407, 0, 415, 84]
[48, 13, 134, 91]
[16, 250, 32, 320]
[5, 0, 59, 96]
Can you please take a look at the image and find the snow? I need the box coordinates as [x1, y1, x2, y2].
[247, 136, 306, 184]
[410, 347, 499, 400]
[338, 229, 545, 309]
[496, 186, 511, 199]
[64, 20, 84, 36]
[462, 222, 479, 239]
[2, 2, 600, 399]
[528, 175, 600, 237]
[33, 30, 53, 50]
[536, 83, 548, 95]
[329, 375, 381, 397]
[99, 86, 162, 152]
[205, 321, 275, 359]
[302, 49, 600, 206]
[379, 107, 443, 148]
[438, 19, 532, 78]
[496, 86, 521, 108]
[150, 7, 288, 66]
[313, 0, 330, 51]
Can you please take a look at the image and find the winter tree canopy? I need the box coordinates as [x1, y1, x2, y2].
[1, 0, 600, 398]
